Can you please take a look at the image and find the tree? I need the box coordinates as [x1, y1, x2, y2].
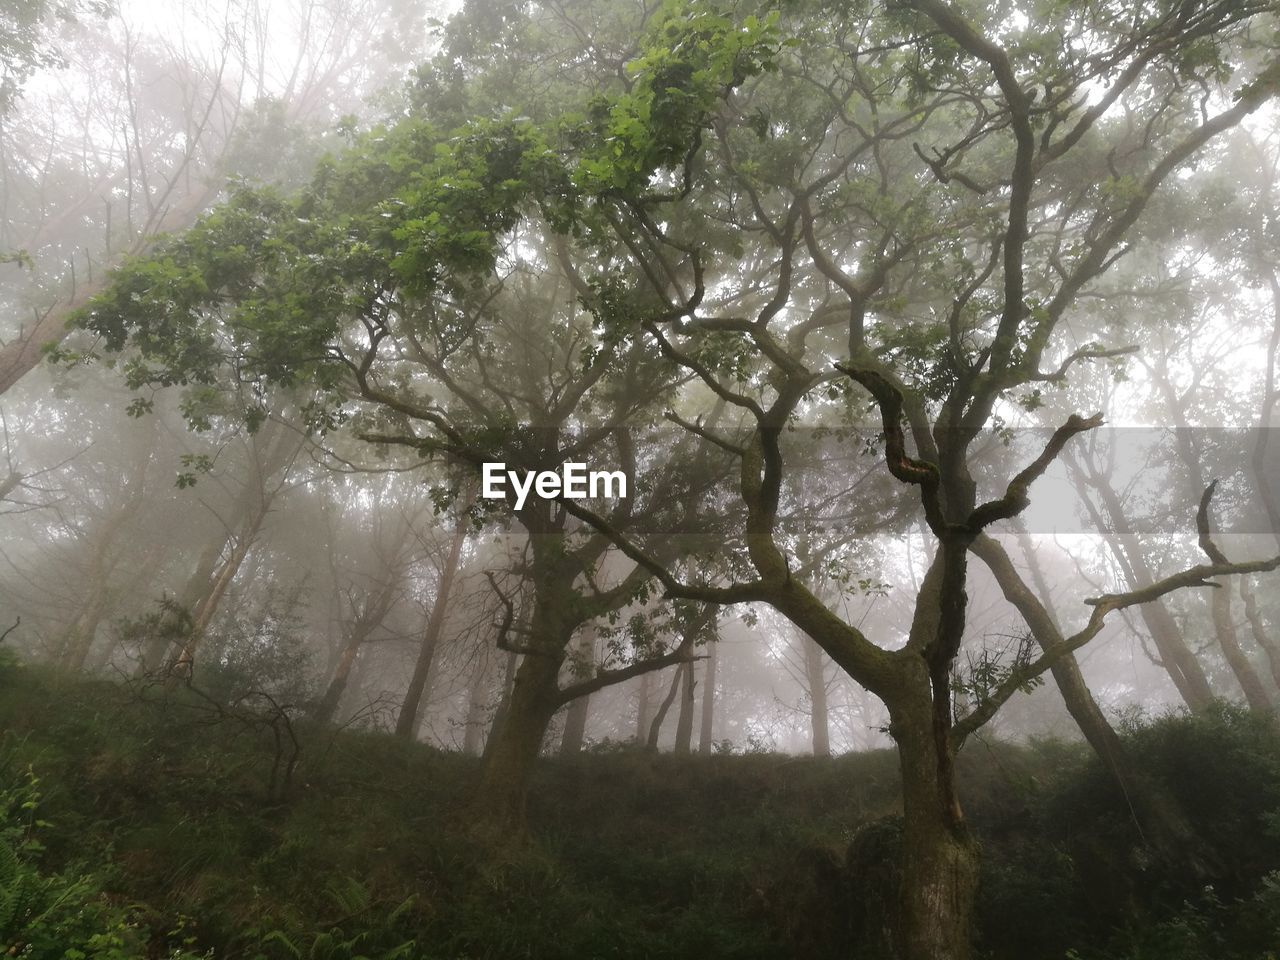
[0, 0, 429, 397]
[0, 0, 109, 116]
[395, 480, 474, 739]
[66, 0, 1280, 955]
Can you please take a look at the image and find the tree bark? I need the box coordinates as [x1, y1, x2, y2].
[698, 637, 717, 755]
[476, 646, 563, 835]
[978, 533, 1214, 866]
[1211, 583, 1272, 711]
[1070, 459, 1216, 709]
[396, 497, 472, 740]
[487, 647, 520, 749]
[1241, 578, 1280, 692]
[313, 634, 362, 724]
[892, 688, 980, 960]
[559, 627, 596, 756]
[646, 664, 682, 751]
[636, 671, 652, 744]
[462, 657, 491, 756]
[804, 635, 831, 757]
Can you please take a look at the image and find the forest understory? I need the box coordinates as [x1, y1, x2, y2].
[3, 661, 1279, 960]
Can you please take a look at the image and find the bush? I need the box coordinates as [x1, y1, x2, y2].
[0, 758, 208, 959]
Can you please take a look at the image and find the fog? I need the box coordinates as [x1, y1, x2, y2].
[2, 1, 1279, 958]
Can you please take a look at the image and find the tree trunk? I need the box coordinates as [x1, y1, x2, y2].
[1252, 274, 1280, 553]
[168, 532, 257, 677]
[698, 638, 717, 755]
[892, 691, 980, 960]
[313, 634, 361, 724]
[636, 671, 652, 744]
[476, 647, 563, 836]
[462, 658, 490, 756]
[804, 635, 831, 757]
[167, 424, 302, 679]
[487, 648, 520, 747]
[0, 183, 220, 398]
[59, 442, 152, 670]
[59, 590, 111, 671]
[1241, 578, 1280, 692]
[90, 545, 165, 670]
[673, 660, 696, 755]
[138, 542, 222, 674]
[646, 664, 682, 751]
[559, 627, 596, 756]
[559, 692, 590, 756]
[888, 539, 979, 960]
[1149, 361, 1272, 711]
[396, 500, 471, 740]
[1211, 584, 1272, 711]
[979, 532, 1213, 867]
[1071, 461, 1216, 709]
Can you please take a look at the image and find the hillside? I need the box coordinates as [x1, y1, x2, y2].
[2, 660, 1279, 959]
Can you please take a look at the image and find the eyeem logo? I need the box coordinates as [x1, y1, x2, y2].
[481, 462, 628, 511]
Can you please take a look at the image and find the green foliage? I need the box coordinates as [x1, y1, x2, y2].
[0, 0, 112, 114]
[251, 878, 416, 960]
[573, 1, 786, 193]
[4, 661, 1280, 959]
[197, 585, 316, 707]
[61, 0, 788, 443]
[0, 756, 208, 960]
[952, 631, 1044, 708]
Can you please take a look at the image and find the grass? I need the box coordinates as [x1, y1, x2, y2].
[1, 660, 1278, 959]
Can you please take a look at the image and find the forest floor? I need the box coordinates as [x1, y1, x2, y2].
[1, 660, 1279, 960]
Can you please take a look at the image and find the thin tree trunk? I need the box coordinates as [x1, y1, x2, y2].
[646, 664, 682, 751]
[1241, 578, 1280, 692]
[91, 544, 165, 670]
[673, 660, 695, 755]
[1252, 274, 1280, 552]
[0, 184, 219, 397]
[804, 635, 831, 757]
[138, 541, 222, 673]
[979, 533, 1216, 869]
[60, 465, 150, 670]
[559, 627, 596, 756]
[1151, 363, 1272, 711]
[396, 497, 472, 740]
[1071, 460, 1216, 709]
[167, 529, 258, 677]
[487, 648, 520, 752]
[59, 590, 111, 671]
[636, 671, 652, 744]
[168, 423, 303, 679]
[1211, 584, 1272, 711]
[462, 659, 490, 756]
[313, 634, 362, 724]
[698, 638, 717, 755]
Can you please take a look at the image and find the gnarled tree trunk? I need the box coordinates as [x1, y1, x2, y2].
[477, 644, 564, 835]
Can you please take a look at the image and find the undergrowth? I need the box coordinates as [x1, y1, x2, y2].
[1, 660, 1277, 959]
